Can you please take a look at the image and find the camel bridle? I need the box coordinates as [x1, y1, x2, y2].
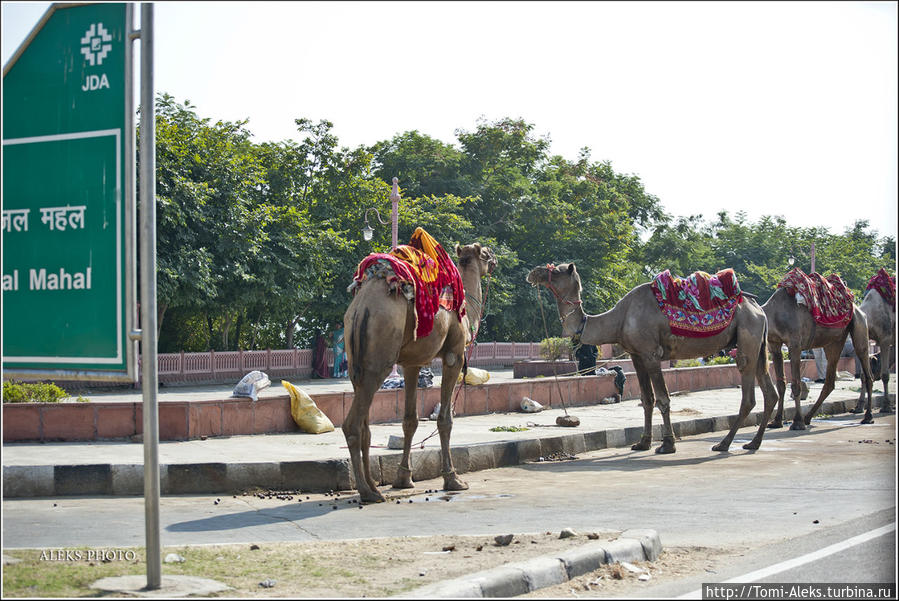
[544, 264, 583, 323]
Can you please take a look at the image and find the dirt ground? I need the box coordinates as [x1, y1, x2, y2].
[159, 532, 734, 598]
[522, 545, 743, 598]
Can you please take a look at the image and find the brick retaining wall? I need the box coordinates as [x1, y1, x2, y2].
[2, 358, 855, 443]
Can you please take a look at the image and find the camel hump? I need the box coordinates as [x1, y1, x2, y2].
[349, 227, 466, 340]
[650, 268, 744, 338]
[865, 268, 896, 308]
[777, 268, 854, 328]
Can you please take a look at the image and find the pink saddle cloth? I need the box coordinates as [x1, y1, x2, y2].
[777, 268, 853, 328]
[349, 227, 465, 340]
[865, 268, 896, 308]
[650, 268, 743, 337]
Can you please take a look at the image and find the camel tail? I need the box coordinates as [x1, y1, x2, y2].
[758, 316, 770, 371]
[346, 306, 370, 382]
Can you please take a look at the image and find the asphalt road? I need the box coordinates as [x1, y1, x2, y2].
[3, 413, 896, 595]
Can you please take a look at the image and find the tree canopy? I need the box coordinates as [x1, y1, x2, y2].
[147, 95, 896, 352]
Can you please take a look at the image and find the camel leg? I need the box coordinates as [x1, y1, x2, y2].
[745, 345, 779, 450]
[768, 346, 786, 429]
[343, 379, 386, 504]
[849, 324, 875, 424]
[881, 343, 895, 413]
[438, 353, 468, 492]
[713, 349, 757, 452]
[802, 341, 842, 426]
[630, 356, 656, 451]
[393, 366, 421, 489]
[642, 361, 676, 454]
[787, 345, 806, 431]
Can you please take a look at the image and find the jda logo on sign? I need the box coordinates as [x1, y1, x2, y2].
[81, 22, 111, 91]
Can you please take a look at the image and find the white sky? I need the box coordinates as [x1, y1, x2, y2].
[3, 1, 897, 240]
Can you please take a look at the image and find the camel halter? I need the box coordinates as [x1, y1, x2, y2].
[544, 263, 583, 323]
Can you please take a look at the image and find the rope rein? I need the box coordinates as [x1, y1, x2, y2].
[537, 284, 571, 417]
[413, 269, 491, 449]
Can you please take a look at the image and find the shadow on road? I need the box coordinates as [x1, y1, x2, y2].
[167, 499, 351, 532]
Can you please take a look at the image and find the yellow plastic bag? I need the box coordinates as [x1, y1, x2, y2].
[282, 380, 335, 434]
[458, 367, 490, 385]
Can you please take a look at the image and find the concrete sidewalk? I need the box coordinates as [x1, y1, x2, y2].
[4, 372, 885, 498]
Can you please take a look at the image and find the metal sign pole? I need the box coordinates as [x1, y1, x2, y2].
[391, 177, 399, 250]
[138, 2, 161, 590]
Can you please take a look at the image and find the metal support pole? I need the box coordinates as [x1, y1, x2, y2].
[138, 2, 161, 590]
[391, 177, 399, 250]
[388, 177, 401, 380]
[810, 241, 816, 274]
[124, 3, 138, 384]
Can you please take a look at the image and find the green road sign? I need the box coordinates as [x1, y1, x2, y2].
[3, 3, 133, 378]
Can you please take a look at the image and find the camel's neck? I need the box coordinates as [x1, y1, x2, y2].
[557, 298, 621, 346]
[461, 270, 484, 320]
[460, 269, 485, 338]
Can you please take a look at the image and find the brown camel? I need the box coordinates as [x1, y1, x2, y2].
[527, 263, 779, 454]
[856, 286, 894, 414]
[763, 287, 875, 429]
[343, 242, 496, 503]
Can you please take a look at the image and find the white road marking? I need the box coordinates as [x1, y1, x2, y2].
[677, 522, 897, 599]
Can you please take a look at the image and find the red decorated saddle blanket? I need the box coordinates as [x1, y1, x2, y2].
[350, 227, 465, 340]
[865, 268, 896, 308]
[651, 269, 743, 337]
[777, 268, 853, 328]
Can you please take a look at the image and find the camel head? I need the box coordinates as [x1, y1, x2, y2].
[456, 243, 497, 277]
[526, 262, 583, 303]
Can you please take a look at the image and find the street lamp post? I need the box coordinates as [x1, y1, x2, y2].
[360, 178, 403, 380]
[362, 208, 387, 242]
[390, 177, 399, 250]
[361, 177, 400, 251]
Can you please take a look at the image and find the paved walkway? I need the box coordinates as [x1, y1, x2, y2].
[4, 370, 888, 498]
[58, 367, 522, 403]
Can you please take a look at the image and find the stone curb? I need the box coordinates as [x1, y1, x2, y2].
[394, 529, 662, 598]
[2, 400, 850, 498]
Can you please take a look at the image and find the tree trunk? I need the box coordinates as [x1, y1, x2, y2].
[221, 313, 233, 350]
[233, 311, 243, 351]
[156, 302, 168, 340]
[286, 318, 294, 349]
[206, 314, 214, 351]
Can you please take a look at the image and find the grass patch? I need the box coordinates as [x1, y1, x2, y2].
[489, 425, 530, 432]
[3, 548, 146, 597]
[1, 544, 380, 597]
[850, 386, 883, 394]
[3, 380, 89, 403]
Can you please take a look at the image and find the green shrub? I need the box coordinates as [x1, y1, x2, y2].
[3, 380, 70, 403]
[539, 337, 573, 361]
[707, 355, 735, 365]
[675, 359, 702, 367]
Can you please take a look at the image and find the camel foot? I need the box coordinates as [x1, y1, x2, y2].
[711, 442, 731, 452]
[861, 414, 874, 425]
[359, 488, 386, 504]
[850, 406, 865, 414]
[790, 420, 807, 431]
[654, 438, 676, 454]
[767, 420, 783, 429]
[631, 437, 652, 451]
[879, 405, 894, 415]
[442, 472, 469, 492]
[392, 475, 414, 489]
[742, 439, 761, 451]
